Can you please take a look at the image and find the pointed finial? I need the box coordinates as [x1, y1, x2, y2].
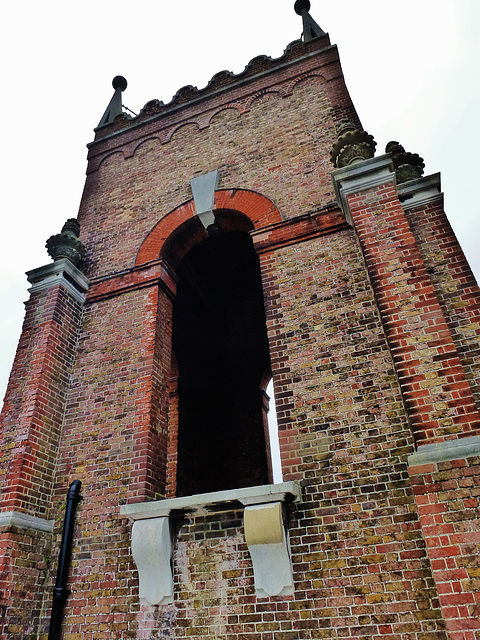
[112, 75, 127, 92]
[97, 76, 128, 128]
[294, 0, 326, 41]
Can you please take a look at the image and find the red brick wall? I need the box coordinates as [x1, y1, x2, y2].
[342, 171, 480, 446]
[0, 280, 84, 515]
[409, 456, 480, 639]
[0, 273, 86, 639]
[2, 33, 480, 640]
[404, 195, 480, 412]
[0, 527, 52, 639]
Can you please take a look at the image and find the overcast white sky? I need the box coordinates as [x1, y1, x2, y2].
[1, 1, 479, 403]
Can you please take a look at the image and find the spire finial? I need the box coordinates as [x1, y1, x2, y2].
[97, 76, 128, 129]
[294, 0, 326, 41]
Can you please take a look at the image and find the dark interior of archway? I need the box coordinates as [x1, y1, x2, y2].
[172, 229, 271, 496]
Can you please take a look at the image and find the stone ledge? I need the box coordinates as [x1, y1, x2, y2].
[408, 435, 480, 467]
[0, 511, 54, 533]
[397, 172, 442, 209]
[120, 482, 301, 605]
[120, 481, 301, 520]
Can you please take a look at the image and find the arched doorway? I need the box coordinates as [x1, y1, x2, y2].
[167, 214, 272, 496]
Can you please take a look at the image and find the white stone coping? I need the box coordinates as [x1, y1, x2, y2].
[0, 511, 54, 533]
[397, 173, 442, 209]
[331, 154, 395, 224]
[408, 435, 480, 467]
[27, 258, 89, 303]
[120, 481, 301, 521]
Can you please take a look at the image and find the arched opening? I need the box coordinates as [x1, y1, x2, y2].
[266, 378, 282, 483]
[169, 218, 272, 496]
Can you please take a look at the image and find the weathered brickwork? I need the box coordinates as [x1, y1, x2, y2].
[404, 196, 480, 412]
[0, 281, 84, 515]
[343, 177, 480, 446]
[260, 230, 448, 637]
[409, 457, 480, 639]
[1, 24, 480, 640]
[0, 526, 52, 639]
[79, 79, 339, 281]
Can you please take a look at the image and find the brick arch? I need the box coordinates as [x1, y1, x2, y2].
[135, 189, 281, 266]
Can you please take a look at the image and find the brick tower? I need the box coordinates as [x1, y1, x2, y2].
[1, 2, 480, 639]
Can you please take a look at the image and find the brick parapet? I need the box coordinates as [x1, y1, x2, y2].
[87, 36, 359, 173]
[333, 157, 480, 446]
[0, 261, 87, 517]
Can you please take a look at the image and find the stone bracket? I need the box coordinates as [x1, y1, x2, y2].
[131, 516, 173, 606]
[121, 482, 300, 605]
[244, 501, 294, 597]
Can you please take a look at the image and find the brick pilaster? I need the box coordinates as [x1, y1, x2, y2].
[399, 175, 480, 413]
[0, 259, 88, 517]
[333, 156, 480, 447]
[334, 157, 480, 638]
[0, 258, 88, 639]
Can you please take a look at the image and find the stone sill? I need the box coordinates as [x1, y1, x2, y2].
[120, 481, 301, 521]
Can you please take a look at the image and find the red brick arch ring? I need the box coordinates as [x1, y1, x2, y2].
[135, 188, 282, 267]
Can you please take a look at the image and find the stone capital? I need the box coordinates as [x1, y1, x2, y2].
[397, 172, 442, 209]
[27, 258, 90, 304]
[332, 154, 395, 223]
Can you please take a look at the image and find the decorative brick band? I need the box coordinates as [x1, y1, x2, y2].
[251, 204, 347, 254]
[87, 259, 177, 304]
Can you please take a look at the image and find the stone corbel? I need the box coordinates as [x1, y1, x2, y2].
[121, 481, 300, 605]
[244, 501, 294, 597]
[131, 516, 173, 606]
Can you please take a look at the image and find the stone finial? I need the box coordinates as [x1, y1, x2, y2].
[330, 121, 377, 168]
[97, 76, 128, 128]
[294, 0, 326, 41]
[386, 141, 425, 184]
[46, 219, 86, 268]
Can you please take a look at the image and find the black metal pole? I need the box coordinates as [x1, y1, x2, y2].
[48, 479, 82, 640]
